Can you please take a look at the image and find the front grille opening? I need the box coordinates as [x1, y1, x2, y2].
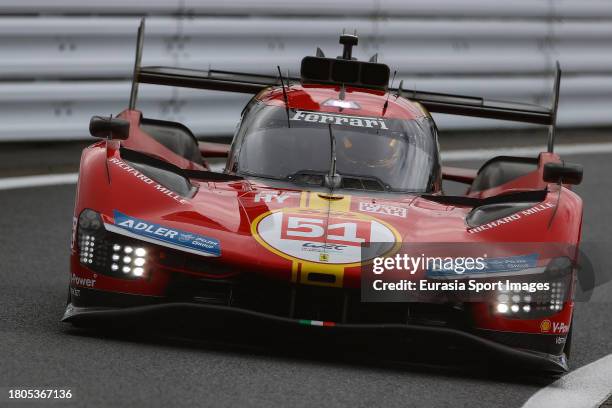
[294, 286, 345, 322]
[167, 275, 467, 327]
[192, 283, 232, 305]
[158, 249, 239, 277]
[307, 272, 336, 284]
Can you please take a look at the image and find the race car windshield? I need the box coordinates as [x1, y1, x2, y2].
[234, 104, 439, 192]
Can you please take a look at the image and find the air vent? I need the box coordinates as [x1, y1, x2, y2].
[308, 273, 336, 284]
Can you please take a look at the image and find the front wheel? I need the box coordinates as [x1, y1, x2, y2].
[564, 320, 573, 360]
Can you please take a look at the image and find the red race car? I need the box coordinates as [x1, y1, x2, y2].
[63, 20, 583, 375]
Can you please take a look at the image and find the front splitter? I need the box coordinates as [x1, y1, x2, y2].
[62, 301, 568, 375]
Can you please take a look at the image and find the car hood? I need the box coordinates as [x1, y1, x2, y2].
[108, 175, 562, 288]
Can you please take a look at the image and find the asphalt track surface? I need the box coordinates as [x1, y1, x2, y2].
[1, 152, 612, 408]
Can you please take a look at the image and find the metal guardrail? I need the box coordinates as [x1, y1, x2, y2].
[0, 1, 610, 141]
[4, 0, 612, 18]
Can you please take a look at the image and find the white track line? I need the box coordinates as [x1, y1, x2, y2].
[0, 142, 611, 191]
[0, 172, 78, 190]
[522, 354, 612, 408]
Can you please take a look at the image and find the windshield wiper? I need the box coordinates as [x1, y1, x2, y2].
[325, 124, 342, 189]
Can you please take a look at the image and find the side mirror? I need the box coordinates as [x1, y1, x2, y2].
[543, 161, 583, 185]
[89, 116, 130, 140]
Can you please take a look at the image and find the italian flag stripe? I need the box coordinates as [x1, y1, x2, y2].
[299, 319, 336, 327]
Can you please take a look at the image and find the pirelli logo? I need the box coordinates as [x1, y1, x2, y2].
[290, 110, 388, 130]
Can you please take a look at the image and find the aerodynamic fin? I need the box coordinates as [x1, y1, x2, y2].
[128, 18, 145, 110]
[548, 61, 562, 152]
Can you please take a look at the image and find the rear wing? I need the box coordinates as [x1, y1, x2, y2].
[129, 19, 562, 152]
[138, 66, 293, 94]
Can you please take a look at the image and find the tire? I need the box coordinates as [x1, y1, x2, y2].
[564, 320, 573, 360]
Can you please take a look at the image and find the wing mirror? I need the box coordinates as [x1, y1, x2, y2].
[543, 161, 583, 185]
[89, 116, 130, 140]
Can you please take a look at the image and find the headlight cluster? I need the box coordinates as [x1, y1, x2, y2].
[495, 291, 532, 314]
[79, 234, 96, 265]
[491, 256, 572, 318]
[110, 244, 147, 277]
[77, 209, 149, 279]
[77, 209, 103, 268]
[493, 280, 566, 318]
[549, 282, 566, 311]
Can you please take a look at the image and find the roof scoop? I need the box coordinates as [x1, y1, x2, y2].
[300, 33, 390, 90]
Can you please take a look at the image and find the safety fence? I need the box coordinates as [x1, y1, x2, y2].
[0, 0, 611, 140]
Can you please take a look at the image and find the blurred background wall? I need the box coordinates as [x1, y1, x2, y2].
[0, 0, 611, 141]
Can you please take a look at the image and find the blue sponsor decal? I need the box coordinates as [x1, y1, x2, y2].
[480, 253, 539, 273]
[427, 253, 539, 277]
[113, 210, 221, 256]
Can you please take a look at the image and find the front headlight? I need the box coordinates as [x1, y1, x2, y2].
[491, 257, 572, 318]
[77, 209, 149, 279]
[493, 281, 565, 317]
